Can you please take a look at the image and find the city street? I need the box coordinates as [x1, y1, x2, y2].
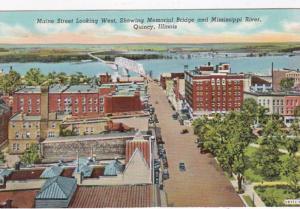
[148, 81, 244, 207]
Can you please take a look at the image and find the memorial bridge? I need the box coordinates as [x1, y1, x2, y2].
[88, 52, 146, 76]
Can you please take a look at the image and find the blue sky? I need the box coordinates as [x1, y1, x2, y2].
[0, 9, 299, 43]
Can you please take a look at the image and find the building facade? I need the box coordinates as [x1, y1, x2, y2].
[184, 63, 244, 116]
[0, 99, 11, 147]
[12, 83, 144, 118]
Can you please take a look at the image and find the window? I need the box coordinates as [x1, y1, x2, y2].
[51, 122, 56, 128]
[20, 98, 24, 105]
[222, 79, 226, 85]
[99, 97, 104, 104]
[13, 143, 19, 151]
[217, 79, 220, 85]
[15, 132, 19, 139]
[89, 98, 92, 104]
[12, 122, 15, 128]
[83, 106, 86, 113]
[37, 99, 40, 105]
[100, 106, 104, 112]
[89, 107, 92, 112]
[75, 98, 79, 104]
[26, 143, 30, 149]
[82, 97, 86, 104]
[26, 132, 30, 138]
[28, 99, 31, 105]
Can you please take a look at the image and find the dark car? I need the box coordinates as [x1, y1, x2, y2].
[172, 113, 178, 120]
[180, 129, 189, 134]
[179, 162, 186, 171]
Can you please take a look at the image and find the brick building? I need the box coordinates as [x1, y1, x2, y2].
[284, 94, 300, 116]
[12, 83, 144, 117]
[272, 68, 300, 92]
[160, 72, 184, 90]
[0, 99, 11, 147]
[184, 63, 244, 116]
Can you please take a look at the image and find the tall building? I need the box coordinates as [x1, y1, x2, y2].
[184, 63, 244, 116]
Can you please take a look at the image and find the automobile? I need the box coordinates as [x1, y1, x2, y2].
[180, 129, 189, 134]
[172, 113, 178, 120]
[179, 162, 186, 171]
[179, 119, 184, 125]
[162, 169, 169, 180]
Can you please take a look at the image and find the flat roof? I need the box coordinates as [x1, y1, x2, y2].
[15, 86, 41, 94]
[244, 91, 300, 96]
[43, 130, 149, 143]
[0, 190, 38, 208]
[63, 84, 99, 93]
[49, 84, 69, 93]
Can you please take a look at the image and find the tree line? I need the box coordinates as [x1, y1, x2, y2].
[0, 68, 98, 95]
[193, 98, 300, 195]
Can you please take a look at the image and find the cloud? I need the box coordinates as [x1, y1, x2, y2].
[282, 21, 300, 33]
[35, 23, 70, 34]
[0, 22, 31, 37]
[203, 22, 227, 30]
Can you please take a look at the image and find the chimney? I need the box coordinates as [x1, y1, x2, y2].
[40, 86, 49, 141]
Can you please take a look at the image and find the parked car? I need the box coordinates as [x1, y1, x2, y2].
[162, 169, 169, 180]
[172, 112, 178, 120]
[180, 129, 189, 134]
[179, 162, 186, 171]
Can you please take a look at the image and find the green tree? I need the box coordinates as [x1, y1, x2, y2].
[24, 68, 46, 86]
[294, 106, 300, 117]
[255, 118, 284, 180]
[20, 144, 41, 165]
[281, 156, 299, 196]
[70, 72, 91, 85]
[0, 69, 21, 95]
[280, 77, 295, 93]
[0, 150, 5, 163]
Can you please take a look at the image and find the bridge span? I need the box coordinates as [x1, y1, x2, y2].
[87, 52, 146, 76]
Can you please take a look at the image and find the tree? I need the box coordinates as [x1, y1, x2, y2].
[280, 77, 295, 93]
[20, 144, 41, 165]
[0, 150, 5, 163]
[0, 69, 21, 95]
[255, 118, 284, 180]
[294, 105, 300, 117]
[70, 72, 91, 85]
[281, 156, 299, 196]
[24, 68, 46, 86]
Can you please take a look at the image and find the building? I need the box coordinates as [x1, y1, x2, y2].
[165, 76, 185, 111]
[8, 112, 64, 154]
[160, 72, 184, 90]
[272, 68, 300, 92]
[184, 63, 244, 116]
[0, 99, 11, 147]
[35, 176, 77, 208]
[41, 130, 150, 163]
[243, 74, 272, 92]
[69, 184, 160, 208]
[12, 83, 145, 118]
[244, 92, 285, 115]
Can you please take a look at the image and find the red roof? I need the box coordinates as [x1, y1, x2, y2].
[0, 190, 38, 208]
[60, 167, 75, 178]
[69, 185, 153, 208]
[125, 140, 150, 166]
[8, 169, 44, 181]
[90, 166, 105, 178]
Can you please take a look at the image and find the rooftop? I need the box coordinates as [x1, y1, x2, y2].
[126, 136, 150, 166]
[245, 91, 300, 96]
[36, 176, 77, 200]
[104, 160, 124, 176]
[40, 165, 64, 179]
[7, 168, 44, 181]
[63, 84, 99, 94]
[69, 185, 154, 208]
[15, 86, 41, 94]
[0, 190, 38, 208]
[43, 130, 148, 143]
[49, 84, 69, 93]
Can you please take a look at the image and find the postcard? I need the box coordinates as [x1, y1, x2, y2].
[0, 8, 300, 208]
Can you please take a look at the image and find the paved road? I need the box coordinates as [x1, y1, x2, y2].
[148, 81, 244, 207]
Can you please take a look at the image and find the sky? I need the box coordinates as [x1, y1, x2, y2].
[0, 9, 300, 44]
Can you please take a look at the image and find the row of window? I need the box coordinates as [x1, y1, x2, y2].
[20, 98, 40, 105]
[58, 97, 104, 105]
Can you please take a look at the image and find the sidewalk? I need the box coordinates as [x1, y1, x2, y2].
[229, 174, 266, 207]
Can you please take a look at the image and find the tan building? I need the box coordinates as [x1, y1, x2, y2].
[8, 112, 64, 154]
